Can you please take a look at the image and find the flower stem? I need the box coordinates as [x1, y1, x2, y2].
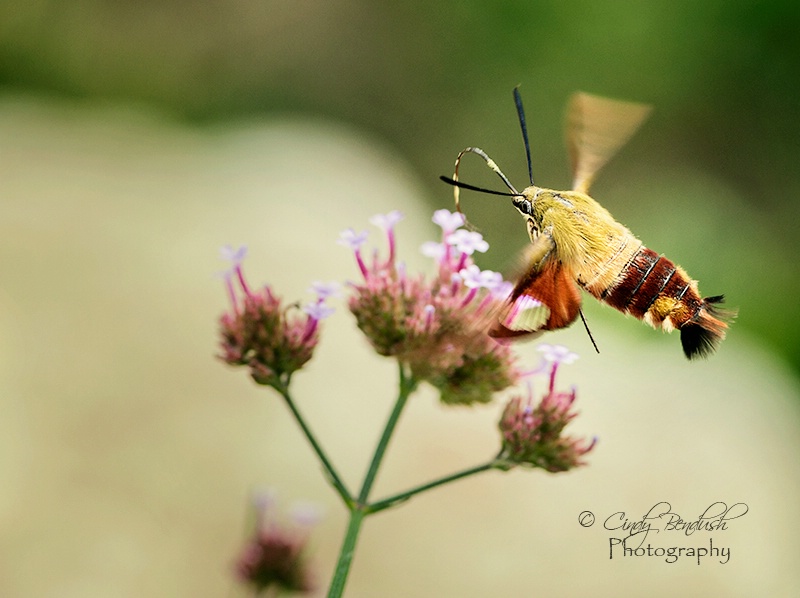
[275, 383, 353, 507]
[326, 508, 366, 598]
[358, 363, 416, 503]
[367, 458, 499, 514]
[326, 363, 416, 598]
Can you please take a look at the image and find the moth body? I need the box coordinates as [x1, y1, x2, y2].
[445, 90, 733, 359]
[512, 185, 729, 358]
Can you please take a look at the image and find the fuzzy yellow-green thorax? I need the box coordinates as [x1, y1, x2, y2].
[516, 186, 643, 296]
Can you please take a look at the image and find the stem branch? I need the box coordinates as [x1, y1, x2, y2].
[275, 383, 353, 506]
[367, 459, 498, 514]
[327, 363, 416, 597]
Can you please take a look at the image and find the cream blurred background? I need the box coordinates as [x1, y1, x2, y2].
[1, 97, 799, 597]
[2, 1, 800, 596]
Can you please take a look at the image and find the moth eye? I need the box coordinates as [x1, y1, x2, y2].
[513, 198, 533, 215]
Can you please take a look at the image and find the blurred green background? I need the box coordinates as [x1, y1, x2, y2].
[2, 2, 800, 597]
[2, 0, 797, 370]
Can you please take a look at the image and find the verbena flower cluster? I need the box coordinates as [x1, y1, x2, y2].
[234, 491, 319, 595]
[339, 209, 519, 405]
[498, 344, 597, 472]
[217, 245, 337, 389]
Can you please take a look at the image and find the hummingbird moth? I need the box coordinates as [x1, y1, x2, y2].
[441, 89, 733, 359]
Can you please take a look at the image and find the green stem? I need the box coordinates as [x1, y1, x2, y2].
[358, 363, 416, 503]
[326, 363, 416, 598]
[326, 508, 365, 598]
[367, 459, 499, 514]
[275, 383, 353, 507]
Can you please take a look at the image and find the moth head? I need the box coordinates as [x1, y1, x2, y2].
[513, 187, 543, 242]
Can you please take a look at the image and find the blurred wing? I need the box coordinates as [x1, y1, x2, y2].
[490, 236, 582, 339]
[567, 92, 652, 194]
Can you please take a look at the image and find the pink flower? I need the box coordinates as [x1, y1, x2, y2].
[432, 209, 466, 234]
[337, 228, 368, 250]
[446, 229, 490, 255]
[217, 247, 324, 388]
[342, 211, 521, 405]
[497, 350, 596, 472]
[234, 492, 318, 595]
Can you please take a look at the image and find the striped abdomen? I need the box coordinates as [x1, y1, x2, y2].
[586, 246, 731, 359]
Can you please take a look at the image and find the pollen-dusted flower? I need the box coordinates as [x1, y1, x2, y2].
[218, 248, 334, 388]
[497, 345, 596, 472]
[234, 491, 318, 595]
[342, 209, 521, 405]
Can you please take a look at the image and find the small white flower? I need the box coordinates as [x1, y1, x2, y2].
[458, 265, 504, 290]
[420, 240, 446, 260]
[432, 209, 465, 233]
[308, 281, 342, 300]
[303, 301, 335, 321]
[537, 343, 579, 365]
[446, 229, 489, 255]
[369, 210, 404, 230]
[219, 244, 248, 265]
[337, 228, 369, 249]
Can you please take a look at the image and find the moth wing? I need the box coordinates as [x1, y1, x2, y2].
[490, 235, 582, 339]
[567, 92, 652, 195]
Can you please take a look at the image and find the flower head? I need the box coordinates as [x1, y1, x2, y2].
[217, 247, 327, 388]
[341, 210, 520, 405]
[234, 492, 318, 595]
[497, 347, 595, 472]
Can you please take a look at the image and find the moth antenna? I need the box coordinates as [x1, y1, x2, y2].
[578, 309, 600, 354]
[452, 146, 519, 217]
[513, 86, 534, 185]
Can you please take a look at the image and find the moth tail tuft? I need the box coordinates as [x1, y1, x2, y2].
[680, 295, 736, 360]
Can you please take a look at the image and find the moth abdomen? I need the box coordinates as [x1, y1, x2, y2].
[590, 246, 731, 359]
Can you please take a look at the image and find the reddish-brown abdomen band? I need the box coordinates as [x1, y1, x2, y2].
[601, 247, 679, 318]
